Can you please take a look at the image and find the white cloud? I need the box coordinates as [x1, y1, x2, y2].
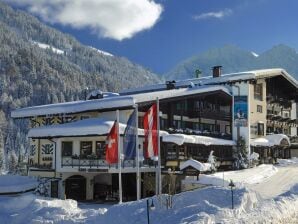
[193, 8, 232, 20]
[8, 0, 163, 41]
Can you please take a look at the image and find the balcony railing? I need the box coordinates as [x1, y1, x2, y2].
[166, 128, 232, 140]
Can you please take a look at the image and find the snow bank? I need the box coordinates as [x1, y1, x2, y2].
[185, 164, 278, 187]
[0, 175, 38, 194]
[277, 157, 298, 166]
[1, 185, 298, 223]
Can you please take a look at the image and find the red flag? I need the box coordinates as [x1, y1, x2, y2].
[105, 121, 118, 164]
[143, 104, 158, 158]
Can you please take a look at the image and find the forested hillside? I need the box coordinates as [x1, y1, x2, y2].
[165, 45, 298, 80]
[0, 1, 161, 170]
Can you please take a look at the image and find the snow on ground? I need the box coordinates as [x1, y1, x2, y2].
[186, 164, 278, 187]
[0, 175, 38, 194]
[1, 159, 298, 223]
[32, 41, 65, 55]
[0, 185, 297, 224]
[89, 46, 114, 57]
[277, 157, 298, 167]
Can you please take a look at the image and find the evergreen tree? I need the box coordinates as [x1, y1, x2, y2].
[8, 148, 18, 174]
[0, 132, 5, 172]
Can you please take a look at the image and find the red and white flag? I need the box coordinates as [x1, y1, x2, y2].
[105, 121, 118, 164]
[143, 103, 158, 158]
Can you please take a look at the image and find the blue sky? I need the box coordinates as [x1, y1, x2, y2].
[8, 0, 298, 74]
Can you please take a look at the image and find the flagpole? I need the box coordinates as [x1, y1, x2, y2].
[157, 97, 162, 195]
[117, 110, 123, 204]
[135, 104, 141, 200]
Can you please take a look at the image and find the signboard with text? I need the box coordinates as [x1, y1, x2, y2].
[234, 96, 248, 127]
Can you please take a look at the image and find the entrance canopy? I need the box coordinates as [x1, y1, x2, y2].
[180, 159, 211, 172]
[251, 134, 291, 147]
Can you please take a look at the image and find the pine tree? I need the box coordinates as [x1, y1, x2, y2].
[8, 149, 18, 174]
[0, 132, 5, 172]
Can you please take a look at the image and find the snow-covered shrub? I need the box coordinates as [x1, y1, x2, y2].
[35, 178, 50, 197]
[248, 152, 259, 167]
[207, 150, 218, 173]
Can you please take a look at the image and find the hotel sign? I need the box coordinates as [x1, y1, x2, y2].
[234, 96, 248, 127]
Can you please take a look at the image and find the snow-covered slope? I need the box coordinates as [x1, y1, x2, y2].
[89, 46, 113, 57]
[32, 41, 65, 55]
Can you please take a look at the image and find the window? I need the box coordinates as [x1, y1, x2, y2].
[62, 142, 73, 156]
[80, 141, 92, 157]
[80, 115, 90, 120]
[96, 141, 106, 159]
[254, 84, 263, 101]
[257, 123, 264, 136]
[257, 105, 263, 113]
[138, 116, 144, 129]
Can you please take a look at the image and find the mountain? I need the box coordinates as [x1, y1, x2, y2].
[165, 45, 298, 80]
[0, 2, 161, 110]
[0, 1, 161, 159]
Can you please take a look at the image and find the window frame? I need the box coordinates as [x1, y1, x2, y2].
[257, 105, 263, 113]
[80, 141, 93, 157]
[61, 141, 73, 157]
[95, 141, 106, 159]
[254, 84, 263, 101]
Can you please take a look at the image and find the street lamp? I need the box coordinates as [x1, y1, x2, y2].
[228, 180, 236, 209]
[146, 198, 155, 224]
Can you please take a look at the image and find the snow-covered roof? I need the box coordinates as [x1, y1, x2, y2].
[180, 159, 211, 172]
[11, 85, 230, 118]
[28, 118, 127, 138]
[162, 133, 236, 146]
[28, 117, 169, 138]
[131, 85, 231, 104]
[121, 68, 298, 95]
[11, 96, 135, 118]
[251, 134, 291, 147]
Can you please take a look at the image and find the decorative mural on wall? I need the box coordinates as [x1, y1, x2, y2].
[234, 96, 248, 127]
[42, 144, 54, 155]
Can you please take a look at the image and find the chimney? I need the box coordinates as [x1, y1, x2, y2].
[212, 66, 222, 78]
[166, 80, 176, 90]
